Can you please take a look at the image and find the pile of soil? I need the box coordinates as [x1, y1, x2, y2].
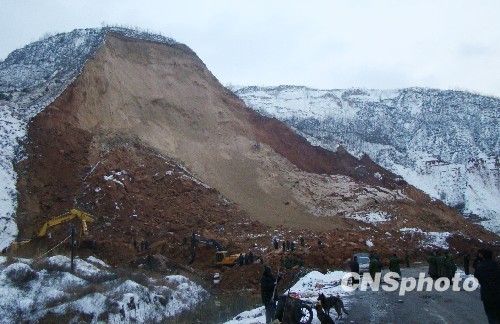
[11, 32, 499, 294]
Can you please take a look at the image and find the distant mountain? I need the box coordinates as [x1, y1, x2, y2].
[230, 85, 500, 233]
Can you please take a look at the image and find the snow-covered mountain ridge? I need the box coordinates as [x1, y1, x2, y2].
[230, 85, 500, 233]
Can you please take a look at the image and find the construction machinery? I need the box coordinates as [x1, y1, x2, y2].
[10, 209, 95, 251]
[189, 233, 241, 266]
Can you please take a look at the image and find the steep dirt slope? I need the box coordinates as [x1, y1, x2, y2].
[22, 33, 405, 229]
[14, 33, 498, 271]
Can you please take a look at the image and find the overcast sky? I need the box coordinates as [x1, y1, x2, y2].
[1, 0, 499, 97]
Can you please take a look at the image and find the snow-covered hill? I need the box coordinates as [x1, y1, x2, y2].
[0, 27, 176, 250]
[0, 255, 206, 322]
[230, 85, 500, 234]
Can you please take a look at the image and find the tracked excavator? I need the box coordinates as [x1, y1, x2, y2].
[9, 209, 95, 251]
[189, 233, 241, 266]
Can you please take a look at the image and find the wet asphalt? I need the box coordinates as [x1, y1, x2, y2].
[340, 265, 488, 324]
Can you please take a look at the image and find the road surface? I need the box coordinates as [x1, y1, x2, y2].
[342, 265, 487, 324]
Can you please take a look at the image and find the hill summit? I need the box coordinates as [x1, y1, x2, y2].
[0, 28, 497, 266]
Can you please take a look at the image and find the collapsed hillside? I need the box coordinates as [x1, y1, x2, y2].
[231, 85, 500, 234]
[0, 28, 497, 276]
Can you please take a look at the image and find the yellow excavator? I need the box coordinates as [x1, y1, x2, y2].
[10, 209, 95, 250]
[189, 233, 241, 266]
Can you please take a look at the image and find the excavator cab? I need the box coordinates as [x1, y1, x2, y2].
[191, 233, 242, 267]
[215, 251, 226, 263]
[217, 252, 241, 266]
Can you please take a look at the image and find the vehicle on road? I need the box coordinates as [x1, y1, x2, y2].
[354, 253, 370, 274]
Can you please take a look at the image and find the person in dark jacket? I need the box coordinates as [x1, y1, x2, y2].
[238, 253, 244, 266]
[444, 252, 457, 280]
[405, 250, 410, 268]
[435, 250, 445, 279]
[318, 239, 323, 250]
[428, 251, 438, 280]
[473, 252, 483, 274]
[369, 254, 381, 280]
[463, 253, 470, 275]
[273, 239, 279, 250]
[350, 256, 360, 285]
[248, 250, 254, 264]
[389, 253, 402, 277]
[261, 265, 279, 323]
[474, 249, 500, 324]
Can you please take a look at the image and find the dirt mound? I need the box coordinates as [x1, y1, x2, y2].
[12, 32, 499, 288]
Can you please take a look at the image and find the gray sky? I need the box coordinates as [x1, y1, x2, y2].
[1, 0, 499, 97]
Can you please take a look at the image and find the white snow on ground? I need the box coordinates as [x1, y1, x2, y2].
[104, 170, 129, 187]
[346, 211, 391, 224]
[0, 106, 24, 250]
[87, 255, 110, 268]
[226, 270, 350, 324]
[463, 165, 500, 234]
[399, 228, 451, 249]
[0, 255, 207, 323]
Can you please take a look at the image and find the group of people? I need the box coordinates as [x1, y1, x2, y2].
[427, 250, 457, 280]
[260, 247, 499, 324]
[132, 238, 149, 252]
[237, 250, 254, 266]
[273, 238, 303, 252]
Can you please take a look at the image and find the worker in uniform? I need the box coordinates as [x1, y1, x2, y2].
[261, 265, 280, 323]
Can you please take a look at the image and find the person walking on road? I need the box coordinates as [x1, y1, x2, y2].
[474, 249, 500, 324]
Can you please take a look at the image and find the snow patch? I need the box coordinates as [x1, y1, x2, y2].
[399, 228, 451, 249]
[0, 254, 206, 322]
[346, 211, 391, 224]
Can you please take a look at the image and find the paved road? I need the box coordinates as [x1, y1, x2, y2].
[342, 265, 488, 324]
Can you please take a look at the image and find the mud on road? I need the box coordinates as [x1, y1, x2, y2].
[343, 265, 488, 324]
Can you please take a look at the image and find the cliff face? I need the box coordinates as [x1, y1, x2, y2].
[16, 33, 410, 231]
[1, 29, 497, 262]
[231, 85, 500, 234]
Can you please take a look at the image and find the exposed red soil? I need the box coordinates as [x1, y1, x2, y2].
[11, 33, 499, 294]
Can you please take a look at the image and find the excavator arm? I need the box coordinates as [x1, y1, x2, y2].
[37, 209, 94, 237]
[190, 233, 240, 266]
[8, 209, 95, 253]
[191, 233, 225, 251]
